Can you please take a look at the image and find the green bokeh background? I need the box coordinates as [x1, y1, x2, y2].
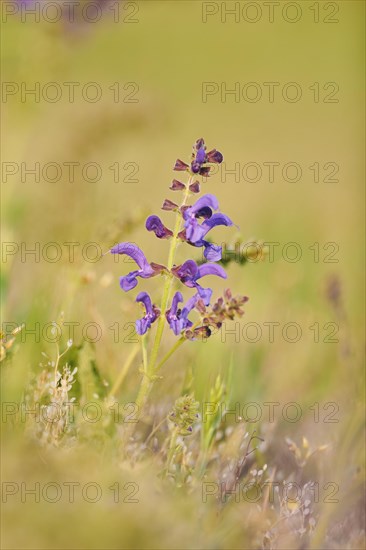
[1, 1, 365, 549]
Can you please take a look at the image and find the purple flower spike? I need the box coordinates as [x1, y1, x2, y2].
[135, 292, 160, 335]
[110, 242, 164, 291]
[146, 216, 173, 239]
[172, 260, 227, 305]
[166, 292, 199, 335]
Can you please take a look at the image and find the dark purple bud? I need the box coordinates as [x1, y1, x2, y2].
[195, 138, 205, 150]
[195, 299, 206, 314]
[193, 326, 211, 339]
[191, 161, 201, 174]
[189, 181, 200, 193]
[206, 149, 223, 164]
[162, 199, 179, 211]
[174, 159, 189, 171]
[170, 179, 186, 191]
[199, 166, 211, 177]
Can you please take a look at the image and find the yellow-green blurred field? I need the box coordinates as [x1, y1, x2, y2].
[1, 1, 365, 549]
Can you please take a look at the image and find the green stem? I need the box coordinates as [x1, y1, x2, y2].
[141, 334, 148, 374]
[163, 427, 179, 478]
[147, 181, 192, 373]
[155, 337, 186, 372]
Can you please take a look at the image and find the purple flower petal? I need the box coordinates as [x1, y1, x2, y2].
[165, 291, 183, 335]
[135, 291, 159, 335]
[201, 213, 233, 235]
[172, 261, 226, 306]
[146, 215, 173, 239]
[111, 242, 161, 292]
[166, 292, 198, 335]
[203, 242, 222, 262]
[181, 294, 199, 319]
[185, 218, 203, 242]
[195, 138, 205, 150]
[171, 260, 199, 285]
[120, 272, 139, 291]
[196, 147, 206, 165]
[195, 285, 212, 305]
[191, 162, 201, 174]
[184, 194, 219, 219]
[136, 291, 154, 314]
[110, 242, 151, 271]
[197, 263, 227, 280]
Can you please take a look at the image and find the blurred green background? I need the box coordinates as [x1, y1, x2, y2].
[1, 1, 365, 549]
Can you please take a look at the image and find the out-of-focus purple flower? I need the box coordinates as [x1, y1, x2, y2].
[135, 292, 160, 335]
[172, 260, 227, 305]
[110, 242, 165, 291]
[165, 292, 199, 335]
[191, 138, 223, 176]
[146, 216, 173, 239]
[181, 194, 234, 261]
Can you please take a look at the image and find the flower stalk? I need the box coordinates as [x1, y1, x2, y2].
[109, 139, 248, 443]
[131, 181, 193, 428]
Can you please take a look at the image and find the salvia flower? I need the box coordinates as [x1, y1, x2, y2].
[145, 216, 173, 239]
[135, 292, 160, 335]
[110, 242, 165, 291]
[110, 138, 248, 339]
[165, 292, 199, 335]
[171, 260, 227, 305]
[181, 194, 234, 261]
